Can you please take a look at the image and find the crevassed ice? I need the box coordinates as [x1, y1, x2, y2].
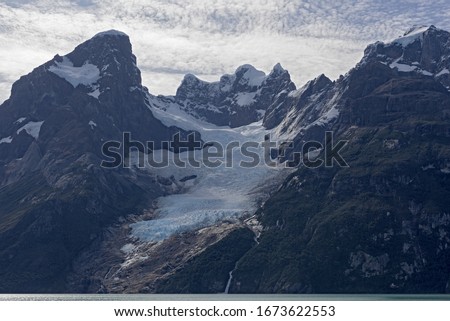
[130, 97, 288, 242]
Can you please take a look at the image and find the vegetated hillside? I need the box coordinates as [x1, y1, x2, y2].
[177, 26, 450, 294]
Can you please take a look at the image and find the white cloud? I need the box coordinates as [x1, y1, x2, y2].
[0, 0, 449, 102]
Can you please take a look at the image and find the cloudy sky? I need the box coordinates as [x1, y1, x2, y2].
[0, 0, 450, 103]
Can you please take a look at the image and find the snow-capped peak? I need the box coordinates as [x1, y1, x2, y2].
[392, 25, 435, 47]
[359, 25, 450, 86]
[48, 27, 142, 91]
[235, 64, 266, 87]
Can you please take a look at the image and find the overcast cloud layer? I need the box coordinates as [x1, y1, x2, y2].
[0, 0, 450, 103]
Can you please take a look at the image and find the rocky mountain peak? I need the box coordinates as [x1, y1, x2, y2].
[173, 63, 295, 127]
[93, 29, 129, 38]
[270, 62, 286, 74]
[360, 25, 450, 88]
[403, 24, 432, 36]
[262, 72, 331, 130]
[67, 29, 133, 67]
[265, 63, 293, 87]
[0, 30, 192, 180]
[48, 29, 141, 91]
[304, 73, 332, 94]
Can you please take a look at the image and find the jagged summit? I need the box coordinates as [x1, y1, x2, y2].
[172, 63, 295, 127]
[45, 29, 141, 100]
[362, 25, 448, 59]
[0, 29, 192, 169]
[63, 29, 134, 66]
[359, 25, 450, 89]
[270, 63, 286, 75]
[179, 63, 289, 89]
[262, 72, 333, 131]
[391, 25, 441, 47]
[404, 25, 431, 36]
[403, 25, 436, 37]
[179, 64, 268, 89]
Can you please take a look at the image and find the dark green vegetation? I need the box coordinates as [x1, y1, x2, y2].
[233, 133, 450, 293]
[228, 71, 450, 293]
[0, 171, 150, 292]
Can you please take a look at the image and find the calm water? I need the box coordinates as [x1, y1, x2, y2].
[0, 294, 449, 301]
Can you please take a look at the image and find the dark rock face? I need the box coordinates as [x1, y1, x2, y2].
[0, 30, 193, 292]
[230, 78, 450, 292]
[212, 26, 450, 294]
[173, 63, 295, 127]
[263, 73, 333, 130]
[362, 25, 450, 89]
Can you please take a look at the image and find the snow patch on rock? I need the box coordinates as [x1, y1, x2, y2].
[235, 92, 257, 106]
[14, 117, 27, 125]
[436, 68, 450, 77]
[49, 56, 100, 88]
[0, 136, 13, 144]
[16, 121, 44, 139]
[88, 120, 97, 129]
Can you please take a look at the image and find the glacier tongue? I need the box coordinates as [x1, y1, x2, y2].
[130, 99, 288, 242]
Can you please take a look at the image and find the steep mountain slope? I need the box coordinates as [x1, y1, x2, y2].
[0, 30, 194, 292]
[223, 25, 450, 293]
[164, 26, 450, 294]
[168, 63, 295, 127]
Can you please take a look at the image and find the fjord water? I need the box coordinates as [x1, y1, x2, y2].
[1, 294, 450, 301]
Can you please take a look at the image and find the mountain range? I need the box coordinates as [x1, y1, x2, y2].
[0, 25, 449, 293]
